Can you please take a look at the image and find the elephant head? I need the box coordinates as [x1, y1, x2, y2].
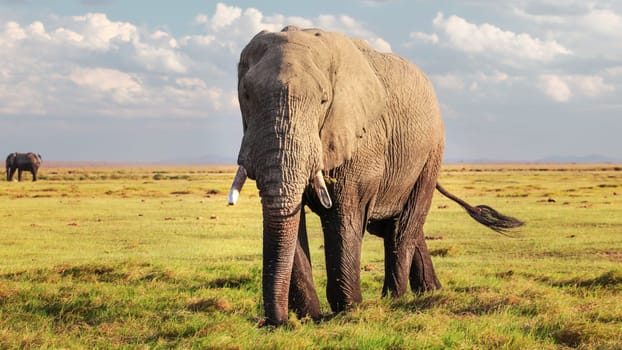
[6, 152, 17, 181]
[232, 26, 387, 324]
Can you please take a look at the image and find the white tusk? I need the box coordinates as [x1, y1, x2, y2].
[228, 166, 247, 205]
[312, 170, 333, 209]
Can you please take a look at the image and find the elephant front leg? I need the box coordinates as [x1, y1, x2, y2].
[321, 208, 365, 313]
[288, 209, 321, 321]
[18, 169, 23, 181]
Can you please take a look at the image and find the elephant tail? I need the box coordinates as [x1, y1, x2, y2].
[435, 183, 524, 235]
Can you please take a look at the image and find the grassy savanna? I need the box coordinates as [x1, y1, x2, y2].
[1, 164, 621, 349]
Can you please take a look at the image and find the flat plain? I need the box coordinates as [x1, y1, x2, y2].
[1, 163, 621, 349]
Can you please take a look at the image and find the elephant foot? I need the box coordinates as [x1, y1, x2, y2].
[288, 297, 322, 322]
[327, 293, 362, 314]
[409, 246, 442, 292]
[288, 266, 321, 321]
[257, 318, 286, 328]
[410, 277, 442, 293]
[257, 312, 332, 328]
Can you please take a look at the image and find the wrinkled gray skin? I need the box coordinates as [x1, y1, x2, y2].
[234, 26, 522, 325]
[6, 152, 42, 181]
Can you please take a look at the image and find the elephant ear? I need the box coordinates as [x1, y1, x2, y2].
[320, 36, 386, 170]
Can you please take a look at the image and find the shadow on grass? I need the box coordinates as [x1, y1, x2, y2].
[389, 292, 450, 312]
[0, 261, 175, 284]
[187, 297, 233, 313]
[553, 270, 622, 289]
[207, 275, 254, 289]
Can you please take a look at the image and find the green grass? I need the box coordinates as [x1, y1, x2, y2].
[1, 164, 621, 349]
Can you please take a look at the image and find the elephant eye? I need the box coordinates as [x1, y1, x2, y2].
[239, 81, 251, 101]
[320, 92, 329, 104]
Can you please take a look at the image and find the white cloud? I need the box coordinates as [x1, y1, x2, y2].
[540, 75, 572, 102]
[134, 43, 187, 74]
[478, 71, 509, 83]
[0, 13, 209, 118]
[70, 13, 137, 50]
[0, 3, 392, 122]
[194, 14, 208, 25]
[512, 6, 566, 24]
[52, 27, 84, 43]
[27, 21, 49, 38]
[606, 66, 622, 76]
[513, 4, 622, 62]
[409, 32, 439, 44]
[431, 12, 572, 64]
[365, 37, 391, 52]
[228, 90, 240, 109]
[192, 4, 390, 52]
[424, 3, 622, 107]
[539, 74, 614, 102]
[517, 5, 622, 37]
[6, 21, 26, 40]
[432, 74, 465, 90]
[580, 9, 622, 36]
[210, 3, 242, 31]
[431, 70, 516, 98]
[176, 77, 207, 89]
[70, 67, 141, 92]
[315, 14, 392, 52]
[571, 75, 615, 97]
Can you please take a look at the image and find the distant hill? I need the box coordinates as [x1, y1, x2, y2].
[44, 154, 621, 167]
[159, 154, 236, 165]
[174, 154, 621, 165]
[535, 154, 622, 163]
[444, 154, 622, 164]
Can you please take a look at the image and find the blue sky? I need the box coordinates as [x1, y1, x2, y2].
[1, 0, 621, 162]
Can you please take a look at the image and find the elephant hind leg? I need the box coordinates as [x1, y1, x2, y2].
[408, 147, 443, 292]
[382, 148, 442, 297]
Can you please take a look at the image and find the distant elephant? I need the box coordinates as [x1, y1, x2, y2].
[6, 152, 42, 181]
[228, 26, 523, 325]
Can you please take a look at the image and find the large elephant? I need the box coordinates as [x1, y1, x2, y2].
[228, 26, 523, 325]
[6, 152, 42, 181]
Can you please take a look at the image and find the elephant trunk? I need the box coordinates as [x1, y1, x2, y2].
[256, 155, 309, 325]
[234, 86, 333, 324]
[247, 117, 326, 322]
[228, 163, 331, 325]
[261, 202, 302, 325]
